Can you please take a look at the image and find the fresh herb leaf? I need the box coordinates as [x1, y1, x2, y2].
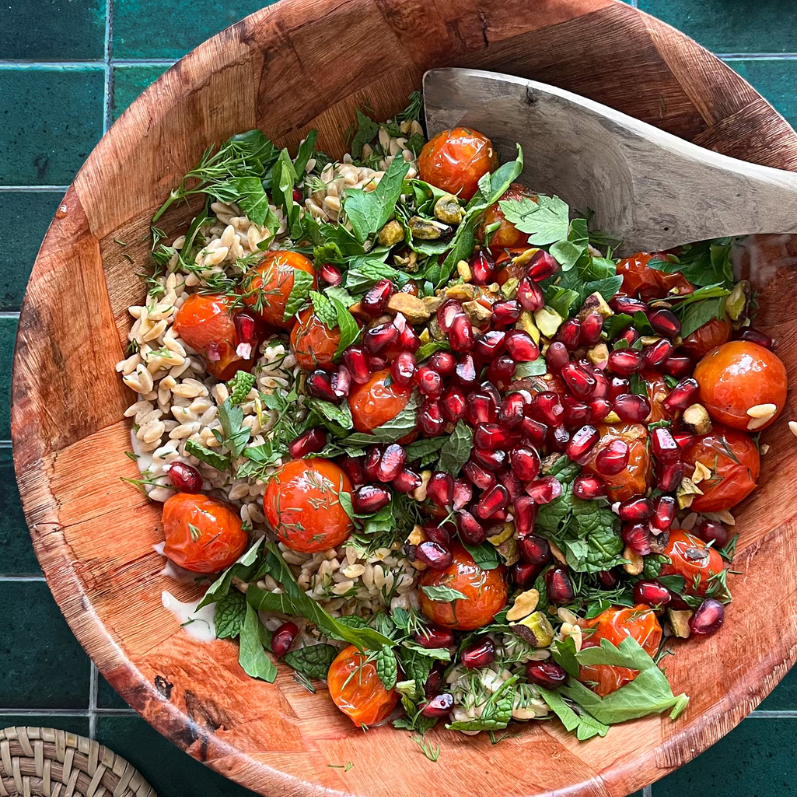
[602, 313, 633, 339]
[239, 603, 278, 682]
[283, 268, 315, 322]
[227, 176, 270, 226]
[228, 371, 256, 405]
[400, 640, 452, 661]
[536, 687, 609, 741]
[549, 218, 589, 272]
[416, 340, 451, 361]
[405, 437, 446, 462]
[345, 157, 411, 243]
[332, 297, 360, 358]
[308, 398, 353, 431]
[350, 109, 380, 159]
[293, 130, 318, 177]
[218, 399, 251, 458]
[437, 421, 473, 477]
[648, 239, 734, 289]
[376, 646, 399, 691]
[342, 393, 420, 446]
[197, 539, 263, 609]
[411, 735, 440, 762]
[446, 676, 518, 732]
[513, 359, 548, 379]
[499, 194, 570, 246]
[215, 590, 247, 639]
[345, 260, 410, 293]
[271, 148, 300, 237]
[185, 439, 231, 471]
[462, 542, 501, 570]
[421, 585, 467, 602]
[284, 643, 338, 680]
[310, 290, 338, 328]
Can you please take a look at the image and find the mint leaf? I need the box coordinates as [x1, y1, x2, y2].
[437, 420, 473, 477]
[214, 590, 247, 639]
[462, 542, 501, 570]
[446, 677, 517, 732]
[185, 439, 230, 471]
[239, 602, 277, 682]
[345, 260, 410, 293]
[283, 268, 314, 322]
[307, 398, 353, 431]
[405, 437, 446, 463]
[331, 297, 360, 358]
[513, 359, 548, 379]
[648, 239, 733, 289]
[284, 643, 338, 680]
[344, 157, 410, 243]
[310, 290, 338, 328]
[293, 130, 318, 177]
[197, 539, 263, 609]
[376, 646, 399, 691]
[342, 392, 420, 446]
[499, 194, 570, 246]
[400, 640, 452, 661]
[421, 585, 467, 602]
[227, 371, 256, 405]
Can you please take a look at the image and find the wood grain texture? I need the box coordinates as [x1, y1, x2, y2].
[10, 1, 797, 796]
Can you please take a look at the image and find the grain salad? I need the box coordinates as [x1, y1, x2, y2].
[117, 91, 788, 745]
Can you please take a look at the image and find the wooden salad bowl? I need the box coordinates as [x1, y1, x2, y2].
[11, 1, 797, 795]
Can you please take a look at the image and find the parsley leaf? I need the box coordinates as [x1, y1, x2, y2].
[344, 157, 410, 243]
[218, 399, 251, 458]
[185, 439, 230, 471]
[499, 194, 570, 246]
[536, 687, 609, 741]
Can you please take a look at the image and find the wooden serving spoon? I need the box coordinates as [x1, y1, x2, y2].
[423, 67, 797, 253]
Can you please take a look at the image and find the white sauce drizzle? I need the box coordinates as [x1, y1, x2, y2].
[162, 591, 217, 642]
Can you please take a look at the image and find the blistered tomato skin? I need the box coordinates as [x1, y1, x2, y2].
[681, 317, 732, 358]
[348, 369, 412, 433]
[327, 645, 400, 726]
[580, 605, 662, 696]
[694, 341, 787, 431]
[617, 252, 693, 301]
[480, 183, 537, 254]
[263, 458, 354, 553]
[681, 424, 760, 512]
[583, 424, 650, 502]
[660, 530, 725, 596]
[418, 544, 508, 630]
[418, 128, 499, 202]
[242, 251, 317, 329]
[642, 370, 674, 424]
[162, 493, 248, 573]
[290, 307, 341, 371]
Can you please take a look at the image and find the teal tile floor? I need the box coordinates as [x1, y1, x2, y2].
[0, 1, 794, 795]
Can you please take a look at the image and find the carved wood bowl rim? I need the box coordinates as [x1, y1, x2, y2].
[10, 1, 797, 796]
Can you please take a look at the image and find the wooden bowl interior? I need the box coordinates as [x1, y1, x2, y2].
[11, 1, 797, 796]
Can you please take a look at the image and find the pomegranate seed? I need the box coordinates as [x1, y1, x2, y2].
[661, 354, 692, 378]
[527, 250, 559, 281]
[467, 390, 498, 426]
[595, 439, 629, 475]
[500, 468, 523, 502]
[472, 447, 506, 471]
[418, 399, 445, 436]
[509, 446, 541, 482]
[651, 427, 680, 462]
[353, 484, 391, 514]
[461, 638, 496, 669]
[598, 570, 619, 588]
[463, 461, 496, 492]
[470, 250, 496, 285]
[573, 473, 606, 500]
[487, 354, 517, 386]
[617, 327, 639, 347]
[271, 621, 299, 657]
[651, 495, 676, 532]
[434, 390, 463, 427]
[643, 338, 674, 367]
[428, 351, 455, 375]
[421, 693, 454, 718]
[457, 510, 486, 545]
[566, 425, 600, 463]
[505, 330, 540, 362]
[168, 462, 203, 492]
[633, 580, 672, 607]
[546, 567, 575, 604]
[307, 370, 339, 402]
[657, 460, 684, 492]
[589, 398, 612, 423]
[519, 534, 550, 564]
[363, 446, 382, 481]
[475, 484, 510, 519]
[473, 330, 506, 361]
[376, 444, 407, 482]
[697, 519, 730, 548]
[690, 599, 725, 635]
[580, 312, 604, 346]
[415, 365, 443, 398]
[512, 561, 541, 588]
[520, 416, 548, 446]
[609, 376, 631, 400]
[608, 348, 645, 375]
[474, 424, 517, 451]
[561, 362, 596, 397]
[362, 278, 394, 316]
[288, 428, 327, 459]
[662, 377, 699, 412]
[424, 664, 445, 694]
[338, 454, 364, 486]
[556, 319, 581, 351]
[399, 325, 420, 353]
[367, 354, 388, 371]
[437, 299, 463, 333]
[673, 432, 695, 450]
[526, 662, 567, 689]
[292, 188, 303, 203]
[613, 393, 651, 423]
[391, 351, 417, 386]
[343, 346, 371, 384]
[739, 328, 773, 349]
[449, 314, 475, 352]
[491, 299, 522, 327]
[623, 523, 651, 555]
[451, 353, 477, 387]
[531, 392, 565, 427]
[517, 277, 545, 311]
[591, 372, 609, 399]
[393, 468, 422, 494]
[525, 476, 563, 504]
[364, 322, 400, 355]
[319, 262, 342, 286]
[423, 522, 451, 547]
[427, 472, 454, 507]
[618, 496, 653, 522]
[330, 365, 351, 398]
[452, 479, 473, 511]
[233, 313, 257, 347]
[648, 308, 681, 338]
[415, 625, 455, 649]
[612, 296, 647, 314]
[416, 541, 454, 571]
[550, 425, 570, 452]
[499, 393, 526, 428]
[513, 496, 538, 537]
[545, 341, 570, 373]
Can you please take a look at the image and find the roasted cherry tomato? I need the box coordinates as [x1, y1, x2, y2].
[681, 317, 732, 358]
[617, 252, 693, 301]
[480, 183, 536, 255]
[263, 458, 353, 553]
[418, 127, 498, 202]
[418, 544, 508, 630]
[681, 424, 760, 512]
[642, 370, 674, 424]
[348, 368, 412, 434]
[580, 605, 662, 696]
[694, 340, 787, 431]
[242, 251, 317, 329]
[290, 307, 341, 371]
[161, 493, 248, 573]
[327, 644, 400, 726]
[660, 530, 725, 596]
[583, 423, 650, 502]
[173, 293, 256, 380]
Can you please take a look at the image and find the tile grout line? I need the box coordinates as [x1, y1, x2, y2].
[0, 708, 135, 717]
[0, 311, 20, 319]
[0, 59, 178, 68]
[719, 53, 797, 60]
[103, 0, 114, 134]
[88, 664, 99, 739]
[0, 186, 69, 192]
[643, 786, 652, 797]
[748, 710, 797, 718]
[0, 575, 46, 582]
